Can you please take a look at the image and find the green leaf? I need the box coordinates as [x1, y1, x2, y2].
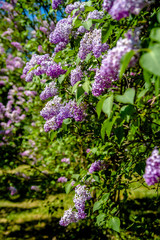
[92, 174, 100, 182]
[58, 75, 65, 84]
[102, 95, 114, 118]
[84, 6, 95, 12]
[143, 70, 152, 89]
[96, 213, 106, 226]
[93, 200, 103, 212]
[140, 45, 160, 76]
[82, 19, 93, 30]
[150, 28, 160, 43]
[82, 80, 90, 93]
[85, 53, 92, 63]
[108, 217, 120, 232]
[76, 86, 85, 101]
[114, 126, 124, 145]
[157, 11, 160, 23]
[119, 50, 135, 79]
[49, 131, 57, 141]
[63, 118, 72, 125]
[72, 81, 81, 93]
[65, 182, 72, 194]
[155, 76, 160, 96]
[72, 17, 82, 28]
[137, 89, 148, 99]
[96, 97, 106, 119]
[102, 193, 110, 201]
[115, 88, 135, 105]
[120, 105, 135, 120]
[102, 24, 113, 43]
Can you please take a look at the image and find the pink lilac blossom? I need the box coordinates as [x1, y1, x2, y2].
[61, 158, 70, 164]
[88, 160, 107, 174]
[86, 148, 91, 153]
[1, 28, 13, 37]
[0, 46, 5, 54]
[143, 148, 160, 186]
[11, 42, 23, 51]
[40, 81, 58, 100]
[57, 176, 68, 183]
[6, 54, 24, 70]
[70, 66, 83, 86]
[31, 185, 40, 191]
[0, 1, 13, 11]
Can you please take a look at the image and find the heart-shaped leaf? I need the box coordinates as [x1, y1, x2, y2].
[115, 88, 135, 105]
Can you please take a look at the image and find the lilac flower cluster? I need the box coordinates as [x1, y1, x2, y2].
[59, 185, 91, 226]
[23, 54, 66, 82]
[31, 185, 40, 191]
[65, 1, 86, 15]
[92, 30, 139, 96]
[86, 10, 104, 20]
[0, 85, 36, 145]
[39, 20, 55, 36]
[40, 96, 86, 132]
[11, 42, 23, 51]
[0, 1, 13, 11]
[57, 176, 68, 183]
[78, 29, 109, 60]
[40, 81, 58, 101]
[143, 148, 160, 186]
[49, 16, 73, 52]
[70, 66, 83, 86]
[6, 54, 24, 71]
[103, 0, 151, 20]
[88, 160, 107, 174]
[52, 0, 63, 9]
[61, 158, 70, 164]
[8, 186, 17, 195]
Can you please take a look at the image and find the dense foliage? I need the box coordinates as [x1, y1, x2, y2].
[1, 0, 160, 239]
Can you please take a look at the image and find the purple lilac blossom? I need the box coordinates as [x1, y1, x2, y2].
[65, 1, 80, 14]
[54, 41, 68, 53]
[73, 185, 91, 218]
[61, 158, 70, 164]
[108, 0, 151, 20]
[86, 148, 91, 153]
[60, 185, 91, 226]
[9, 186, 17, 195]
[103, 0, 114, 11]
[143, 148, 160, 186]
[88, 160, 107, 174]
[78, 29, 109, 60]
[86, 10, 104, 20]
[92, 30, 139, 96]
[40, 81, 58, 100]
[59, 208, 79, 226]
[57, 176, 68, 183]
[23, 54, 66, 82]
[52, 0, 63, 9]
[41, 97, 86, 132]
[70, 66, 83, 86]
[49, 16, 73, 44]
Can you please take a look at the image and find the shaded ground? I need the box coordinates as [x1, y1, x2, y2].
[0, 195, 160, 240]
